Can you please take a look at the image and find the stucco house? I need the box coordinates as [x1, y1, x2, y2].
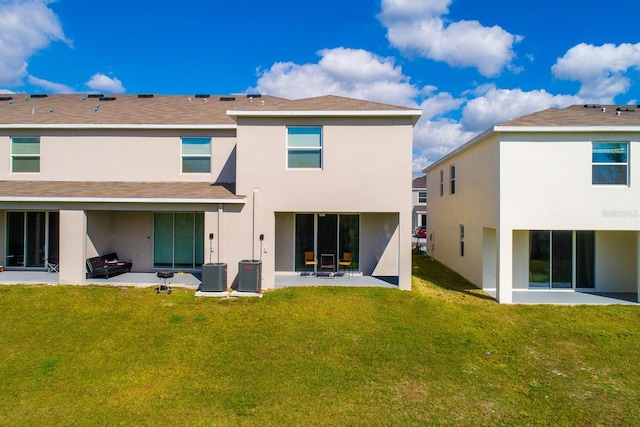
[412, 175, 427, 232]
[424, 104, 640, 303]
[0, 94, 420, 290]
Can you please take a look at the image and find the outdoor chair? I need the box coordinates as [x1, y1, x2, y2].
[339, 252, 353, 277]
[304, 251, 317, 277]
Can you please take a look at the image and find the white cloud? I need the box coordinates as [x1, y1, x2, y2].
[461, 88, 583, 132]
[86, 73, 125, 93]
[253, 47, 419, 106]
[379, 0, 521, 77]
[552, 43, 640, 101]
[412, 117, 476, 173]
[28, 75, 74, 93]
[419, 92, 464, 120]
[0, 0, 70, 86]
[411, 86, 586, 173]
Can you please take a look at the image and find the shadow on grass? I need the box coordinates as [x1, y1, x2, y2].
[412, 251, 497, 303]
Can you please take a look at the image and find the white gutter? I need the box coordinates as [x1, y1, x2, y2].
[0, 124, 237, 130]
[0, 196, 246, 204]
[494, 125, 640, 132]
[227, 109, 422, 124]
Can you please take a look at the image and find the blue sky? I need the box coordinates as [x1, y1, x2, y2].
[2, 0, 640, 175]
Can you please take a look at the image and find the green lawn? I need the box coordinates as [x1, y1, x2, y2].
[1, 255, 640, 426]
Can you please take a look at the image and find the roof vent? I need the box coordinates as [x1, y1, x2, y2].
[583, 104, 601, 108]
[246, 93, 262, 98]
[138, 94, 154, 98]
[220, 96, 236, 101]
[94, 104, 100, 112]
[0, 96, 13, 101]
[99, 96, 116, 101]
[195, 94, 210, 98]
[88, 94, 103, 98]
[49, 108, 54, 113]
[30, 94, 48, 98]
[616, 106, 635, 112]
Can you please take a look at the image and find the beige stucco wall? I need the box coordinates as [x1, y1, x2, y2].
[0, 130, 236, 183]
[233, 117, 414, 290]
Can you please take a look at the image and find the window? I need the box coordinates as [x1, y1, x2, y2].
[439, 170, 444, 196]
[459, 224, 464, 257]
[418, 191, 427, 203]
[288, 127, 322, 169]
[181, 137, 211, 173]
[592, 142, 628, 185]
[11, 137, 40, 173]
[450, 164, 456, 194]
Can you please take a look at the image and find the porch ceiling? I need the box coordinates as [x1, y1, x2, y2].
[0, 181, 245, 204]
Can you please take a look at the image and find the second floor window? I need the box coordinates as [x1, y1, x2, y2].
[592, 142, 628, 185]
[287, 127, 322, 169]
[181, 137, 211, 173]
[450, 164, 456, 194]
[418, 191, 427, 203]
[11, 137, 40, 173]
[439, 170, 444, 196]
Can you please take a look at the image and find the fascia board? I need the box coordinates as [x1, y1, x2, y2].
[0, 124, 237, 130]
[227, 109, 422, 124]
[0, 197, 246, 204]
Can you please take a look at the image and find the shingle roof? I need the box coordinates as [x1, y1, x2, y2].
[0, 181, 243, 201]
[412, 175, 426, 189]
[0, 94, 418, 126]
[499, 105, 640, 127]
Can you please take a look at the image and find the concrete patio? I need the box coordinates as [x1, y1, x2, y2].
[0, 270, 398, 291]
[484, 288, 639, 305]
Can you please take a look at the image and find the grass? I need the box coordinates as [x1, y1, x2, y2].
[1, 255, 640, 426]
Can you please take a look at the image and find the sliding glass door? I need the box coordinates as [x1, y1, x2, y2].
[6, 211, 59, 268]
[294, 213, 359, 272]
[153, 213, 204, 269]
[529, 230, 595, 289]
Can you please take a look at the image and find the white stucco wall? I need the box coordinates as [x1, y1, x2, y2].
[426, 135, 500, 288]
[596, 231, 637, 292]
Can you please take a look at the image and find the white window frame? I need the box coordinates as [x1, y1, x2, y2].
[181, 137, 211, 174]
[287, 126, 322, 169]
[11, 137, 40, 173]
[418, 191, 427, 204]
[592, 142, 629, 186]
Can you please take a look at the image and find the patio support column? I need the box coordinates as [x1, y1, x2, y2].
[58, 209, 87, 285]
[637, 231, 640, 302]
[496, 228, 513, 303]
[399, 210, 411, 291]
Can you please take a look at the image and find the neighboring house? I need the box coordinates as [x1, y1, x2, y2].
[424, 104, 640, 303]
[412, 175, 427, 232]
[0, 94, 421, 290]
